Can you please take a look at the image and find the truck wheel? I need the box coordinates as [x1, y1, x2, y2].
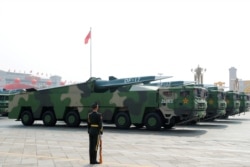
[115, 112, 131, 129]
[144, 113, 162, 131]
[21, 111, 34, 126]
[65, 111, 80, 127]
[42, 111, 57, 126]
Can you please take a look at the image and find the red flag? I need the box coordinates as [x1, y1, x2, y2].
[84, 31, 91, 44]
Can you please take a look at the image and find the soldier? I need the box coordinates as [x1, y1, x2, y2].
[88, 102, 103, 164]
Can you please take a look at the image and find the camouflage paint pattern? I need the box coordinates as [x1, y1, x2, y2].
[6, 76, 172, 130]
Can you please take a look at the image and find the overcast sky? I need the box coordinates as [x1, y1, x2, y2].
[0, 0, 249, 86]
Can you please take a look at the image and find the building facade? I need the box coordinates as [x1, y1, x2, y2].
[229, 67, 250, 94]
[0, 70, 64, 90]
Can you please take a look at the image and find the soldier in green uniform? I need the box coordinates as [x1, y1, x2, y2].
[88, 102, 103, 164]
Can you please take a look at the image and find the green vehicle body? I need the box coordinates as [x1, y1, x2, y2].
[0, 90, 26, 116]
[224, 91, 241, 117]
[239, 92, 250, 113]
[147, 81, 207, 124]
[0, 92, 10, 116]
[8, 76, 207, 131]
[204, 86, 227, 120]
[7, 75, 175, 131]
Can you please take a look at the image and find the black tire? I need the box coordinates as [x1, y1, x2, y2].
[114, 112, 131, 129]
[21, 111, 34, 126]
[144, 112, 162, 131]
[65, 111, 80, 127]
[42, 111, 57, 126]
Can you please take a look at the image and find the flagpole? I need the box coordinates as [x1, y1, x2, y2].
[90, 27, 92, 78]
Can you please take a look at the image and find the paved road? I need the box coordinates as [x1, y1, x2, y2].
[0, 113, 250, 167]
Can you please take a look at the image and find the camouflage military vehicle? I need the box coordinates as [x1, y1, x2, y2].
[9, 75, 200, 131]
[203, 86, 227, 121]
[222, 90, 241, 118]
[146, 81, 207, 125]
[239, 92, 250, 114]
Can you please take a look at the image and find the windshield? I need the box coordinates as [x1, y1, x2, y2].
[194, 88, 207, 98]
[217, 92, 225, 100]
[233, 94, 240, 100]
[245, 95, 250, 100]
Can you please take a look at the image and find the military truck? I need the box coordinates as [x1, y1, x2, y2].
[146, 81, 208, 125]
[222, 90, 241, 118]
[239, 92, 250, 114]
[203, 86, 227, 121]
